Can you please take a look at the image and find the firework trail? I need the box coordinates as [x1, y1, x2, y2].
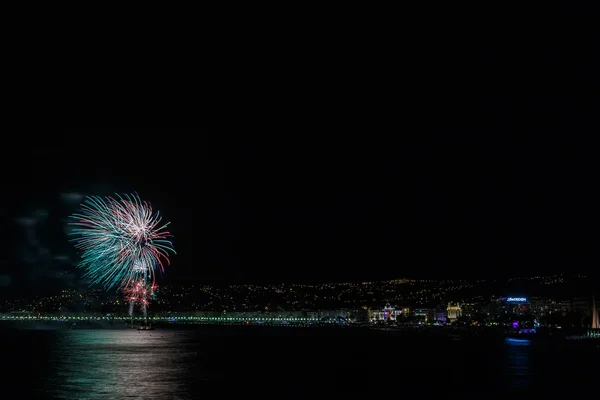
[124, 279, 157, 322]
[69, 193, 174, 324]
[68, 193, 176, 291]
[123, 280, 157, 307]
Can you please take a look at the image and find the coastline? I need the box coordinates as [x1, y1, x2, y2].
[1, 320, 599, 345]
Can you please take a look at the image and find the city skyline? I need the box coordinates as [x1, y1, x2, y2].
[3, 274, 599, 335]
[4, 4, 599, 396]
[4, 272, 598, 309]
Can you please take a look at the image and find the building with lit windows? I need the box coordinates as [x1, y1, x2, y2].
[460, 303, 476, 318]
[572, 297, 591, 316]
[369, 303, 402, 322]
[560, 300, 572, 316]
[432, 304, 447, 323]
[503, 297, 530, 316]
[446, 303, 462, 321]
[529, 297, 558, 317]
[413, 308, 429, 322]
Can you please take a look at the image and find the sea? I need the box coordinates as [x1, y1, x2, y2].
[1, 325, 598, 398]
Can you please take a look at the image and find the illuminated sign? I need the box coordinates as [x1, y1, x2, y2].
[507, 297, 527, 302]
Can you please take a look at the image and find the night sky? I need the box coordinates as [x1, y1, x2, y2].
[2, 5, 599, 296]
[0, 131, 239, 297]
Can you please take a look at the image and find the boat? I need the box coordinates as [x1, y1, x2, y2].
[137, 326, 155, 330]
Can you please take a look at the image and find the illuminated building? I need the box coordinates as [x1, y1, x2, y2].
[460, 303, 476, 318]
[413, 308, 429, 322]
[572, 297, 591, 316]
[504, 297, 529, 316]
[557, 296, 597, 319]
[446, 303, 462, 321]
[529, 297, 558, 317]
[369, 303, 402, 322]
[432, 304, 447, 323]
[560, 300, 572, 316]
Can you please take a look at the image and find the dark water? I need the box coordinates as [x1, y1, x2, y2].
[1, 326, 598, 398]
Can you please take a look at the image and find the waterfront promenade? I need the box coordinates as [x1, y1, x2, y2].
[0, 313, 335, 327]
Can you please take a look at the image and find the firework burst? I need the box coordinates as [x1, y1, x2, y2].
[68, 193, 176, 291]
[124, 279, 157, 305]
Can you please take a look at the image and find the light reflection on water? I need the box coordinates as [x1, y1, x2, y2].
[46, 330, 203, 399]
[504, 337, 532, 388]
[3, 327, 597, 396]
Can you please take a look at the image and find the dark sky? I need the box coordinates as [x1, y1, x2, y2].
[2, 4, 599, 295]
